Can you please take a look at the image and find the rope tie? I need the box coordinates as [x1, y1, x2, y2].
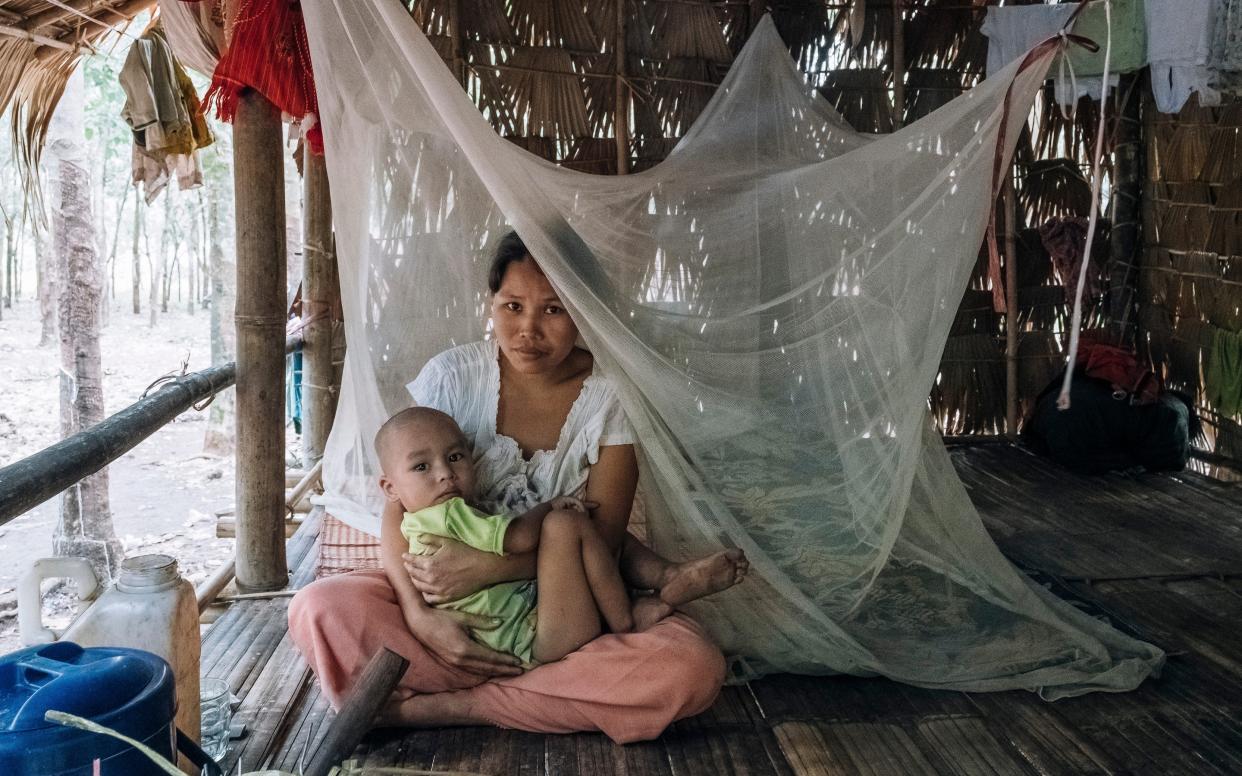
[1057, 0, 1113, 411]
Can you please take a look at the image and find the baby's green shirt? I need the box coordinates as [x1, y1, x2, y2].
[401, 497, 537, 663]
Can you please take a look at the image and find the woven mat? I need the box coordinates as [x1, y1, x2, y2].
[314, 515, 382, 578]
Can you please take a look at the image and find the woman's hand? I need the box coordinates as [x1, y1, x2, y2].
[406, 606, 525, 677]
[404, 535, 500, 603]
[548, 496, 597, 514]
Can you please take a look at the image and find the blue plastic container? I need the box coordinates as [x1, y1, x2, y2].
[0, 641, 176, 775]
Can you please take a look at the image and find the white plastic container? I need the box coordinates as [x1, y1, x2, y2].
[18, 554, 202, 755]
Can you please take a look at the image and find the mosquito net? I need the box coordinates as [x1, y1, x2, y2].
[303, 1, 1164, 696]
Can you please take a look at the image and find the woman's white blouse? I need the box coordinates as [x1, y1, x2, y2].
[406, 340, 633, 514]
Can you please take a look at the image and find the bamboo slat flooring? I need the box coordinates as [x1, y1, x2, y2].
[212, 445, 1242, 775]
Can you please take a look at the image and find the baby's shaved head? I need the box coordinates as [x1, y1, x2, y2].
[374, 407, 466, 471]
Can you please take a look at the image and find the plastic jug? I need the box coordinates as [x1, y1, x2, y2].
[18, 554, 202, 760]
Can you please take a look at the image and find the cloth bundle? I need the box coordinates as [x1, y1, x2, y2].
[119, 26, 214, 203]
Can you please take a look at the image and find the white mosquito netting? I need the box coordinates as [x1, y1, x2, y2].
[304, 1, 1164, 697]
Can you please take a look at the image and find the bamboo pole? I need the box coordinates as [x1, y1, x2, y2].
[301, 153, 337, 466]
[232, 91, 288, 593]
[891, 0, 905, 130]
[1004, 173, 1019, 439]
[1108, 73, 1142, 349]
[0, 23, 76, 50]
[33, 0, 152, 60]
[615, 0, 629, 175]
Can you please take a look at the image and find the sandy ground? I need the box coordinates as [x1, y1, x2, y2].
[0, 299, 298, 654]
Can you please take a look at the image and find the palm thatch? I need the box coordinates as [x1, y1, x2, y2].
[0, 0, 155, 209]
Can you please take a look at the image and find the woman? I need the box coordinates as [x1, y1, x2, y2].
[289, 232, 727, 744]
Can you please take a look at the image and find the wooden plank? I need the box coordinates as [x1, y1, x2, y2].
[915, 716, 1034, 776]
[965, 692, 1119, 775]
[770, 721, 855, 775]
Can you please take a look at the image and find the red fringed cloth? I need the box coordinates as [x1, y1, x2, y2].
[201, 0, 322, 154]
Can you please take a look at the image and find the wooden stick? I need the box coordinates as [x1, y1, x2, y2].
[0, 23, 75, 50]
[1004, 173, 1019, 438]
[196, 558, 236, 613]
[891, 0, 905, 130]
[233, 90, 289, 593]
[301, 153, 337, 466]
[303, 648, 410, 776]
[615, 0, 630, 175]
[1108, 72, 1142, 348]
[285, 459, 324, 512]
[34, 0, 151, 60]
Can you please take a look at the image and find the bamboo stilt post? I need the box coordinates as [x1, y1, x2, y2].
[301, 153, 337, 466]
[615, 0, 629, 175]
[1004, 172, 1019, 438]
[233, 91, 288, 593]
[1108, 73, 1143, 349]
[891, 0, 905, 130]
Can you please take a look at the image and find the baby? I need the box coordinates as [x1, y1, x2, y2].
[375, 406, 747, 666]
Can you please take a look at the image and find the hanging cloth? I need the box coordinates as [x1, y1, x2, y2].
[1145, 0, 1220, 112]
[160, 0, 225, 78]
[303, 1, 1164, 698]
[1211, 0, 1242, 96]
[1038, 216, 1104, 307]
[1206, 326, 1242, 418]
[202, 0, 322, 154]
[119, 26, 213, 203]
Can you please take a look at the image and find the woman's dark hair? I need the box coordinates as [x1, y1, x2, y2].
[489, 230, 536, 293]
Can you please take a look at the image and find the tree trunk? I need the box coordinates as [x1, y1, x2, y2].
[132, 190, 141, 314]
[160, 192, 173, 314]
[49, 68, 121, 583]
[0, 215, 6, 320]
[36, 225, 57, 347]
[148, 194, 161, 328]
[5, 212, 18, 310]
[187, 197, 199, 315]
[204, 179, 235, 455]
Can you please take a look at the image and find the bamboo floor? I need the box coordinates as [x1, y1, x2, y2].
[202, 442, 1242, 775]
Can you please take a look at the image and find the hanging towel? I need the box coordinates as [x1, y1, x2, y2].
[1206, 326, 1242, 418]
[1145, 0, 1219, 111]
[982, 4, 1076, 78]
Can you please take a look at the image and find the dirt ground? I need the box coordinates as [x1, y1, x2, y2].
[0, 299, 299, 654]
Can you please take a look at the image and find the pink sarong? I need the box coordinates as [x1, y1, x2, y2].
[288, 570, 725, 744]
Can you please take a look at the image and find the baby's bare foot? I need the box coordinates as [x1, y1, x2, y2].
[632, 594, 674, 631]
[659, 549, 749, 607]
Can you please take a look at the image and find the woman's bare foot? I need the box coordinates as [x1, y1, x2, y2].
[632, 594, 674, 631]
[658, 549, 749, 607]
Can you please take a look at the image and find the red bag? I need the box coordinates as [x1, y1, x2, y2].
[1075, 339, 1161, 405]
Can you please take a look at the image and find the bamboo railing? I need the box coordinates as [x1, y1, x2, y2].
[0, 336, 302, 527]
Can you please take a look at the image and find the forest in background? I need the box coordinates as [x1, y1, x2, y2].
[0, 25, 308, 587]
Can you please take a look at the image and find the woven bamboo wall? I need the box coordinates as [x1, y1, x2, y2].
[401, 0, 1143, 440]
[1139, 96, 1242, 463]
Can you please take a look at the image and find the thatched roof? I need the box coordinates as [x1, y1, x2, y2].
[0, 0, 156, 199]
